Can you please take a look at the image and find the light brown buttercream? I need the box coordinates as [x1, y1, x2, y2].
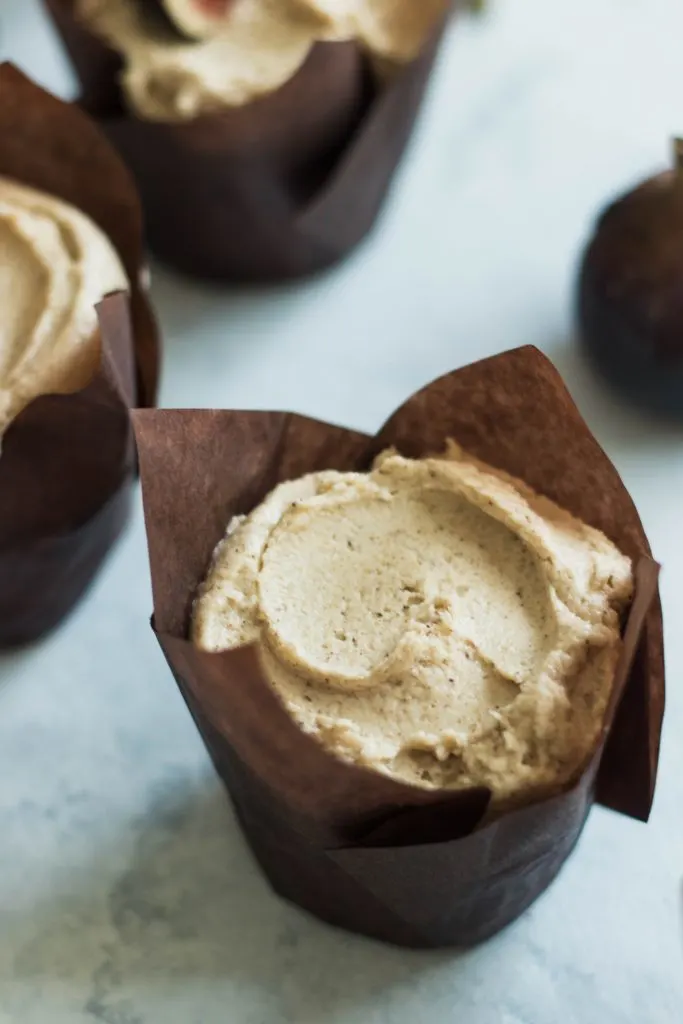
[0, 177, 128, 437]
[193, 446, 633, 803]
[76, 0, 449, 121]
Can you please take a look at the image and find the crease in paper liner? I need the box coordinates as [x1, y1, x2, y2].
[0, 66, 160, 546]
[133, 345, 664, 843]
[295, 28, 445, 251]
[0, 294, 139, 642]
[42, 0, 457, 279]
[152, 587, 652, 946]
[172, 667, 601, 947]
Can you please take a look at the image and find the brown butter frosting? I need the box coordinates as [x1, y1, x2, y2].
[192, 445, 634, 805]
[0, 176, 128, 438]
[75, 0, 450, 121]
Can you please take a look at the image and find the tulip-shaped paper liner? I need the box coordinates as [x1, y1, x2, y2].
[133, 347, 663, 947]
[43, 0, 462, 281]
[0, 65, 160, 645]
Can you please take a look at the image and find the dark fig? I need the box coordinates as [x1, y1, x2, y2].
[577, 139, 683, 418]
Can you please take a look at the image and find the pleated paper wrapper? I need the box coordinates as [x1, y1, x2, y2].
[132, 346, 664, 947]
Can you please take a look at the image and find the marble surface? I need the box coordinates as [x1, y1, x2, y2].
[1, 1, 683, 1021]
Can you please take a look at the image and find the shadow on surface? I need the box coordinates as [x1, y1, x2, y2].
[147, 259, 333, 343]
[7, 775, 467, 1024]
[0, 648, 32, 689]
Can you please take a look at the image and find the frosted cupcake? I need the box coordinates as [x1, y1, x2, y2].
[45, 0, 470, 280]
[0, 65, 159, 646]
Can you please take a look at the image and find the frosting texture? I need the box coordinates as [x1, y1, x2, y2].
[193, 445, 633, 803]
[0, 176, 128, 437]
[76, 0, 449, 120]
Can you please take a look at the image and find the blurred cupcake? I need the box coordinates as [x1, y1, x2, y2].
[133, 347, 664, 947]
[0, 65, 159, 647]
[44, 0, 468, 281]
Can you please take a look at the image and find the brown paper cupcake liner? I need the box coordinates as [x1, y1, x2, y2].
[0, 66, 160, 647]
[43, 0, 460, 282]
[132, 346, 664, 948]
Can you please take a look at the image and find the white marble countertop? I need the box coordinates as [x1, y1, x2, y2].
[2, 1, 683, 1021]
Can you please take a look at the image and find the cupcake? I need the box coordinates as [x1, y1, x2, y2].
[0, 65, 159, 647]
[44, 0, 467, 281]
[133, 347, 663, 948]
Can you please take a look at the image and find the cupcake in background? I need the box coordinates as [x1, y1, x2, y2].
[133, 346, 664, 948]
[75, 0, 451, 120]
[44, 0, 472, 281]
[0, 177, 127, 435]
[0, 64, 159, 647]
